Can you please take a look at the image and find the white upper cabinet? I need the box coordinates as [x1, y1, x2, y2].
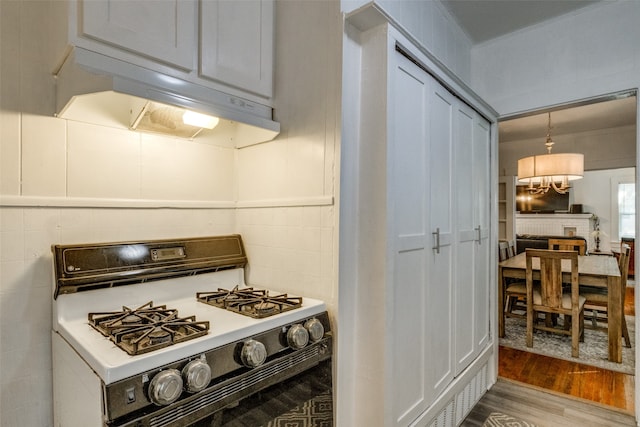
[80, 0, 197, 70]
[200, 0, 274, 98]
[66, 0, 274, 104]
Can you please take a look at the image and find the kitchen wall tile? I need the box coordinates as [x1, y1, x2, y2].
[272, 208, 288, 226]
[0, 207, 23, 232]
[0, 230, 25, 262]
[67, 121, 141, 199]
[91, 208, 139, 233]
[0, 260, 25, 295]
[59, 227, 98, 245]
[285, 207, 304, 228]
[24, 229, 60, 261]
[300, 227, 321, 252]
[23, 208, 60, 231]
[21, 114, 67, 196]
[59, 207, 93, 232]
[302, 206, 321, 228]
[320, 228, 333, 254]
[22, 255, 55, 290]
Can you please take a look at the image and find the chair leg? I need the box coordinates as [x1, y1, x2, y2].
[622, 315, 631, 348]
[526, 308, 534, 349]
[505, 295, 514, 312]
[571, 311, 580, 358]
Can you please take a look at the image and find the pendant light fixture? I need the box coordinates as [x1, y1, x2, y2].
[517, 112, 584, 194]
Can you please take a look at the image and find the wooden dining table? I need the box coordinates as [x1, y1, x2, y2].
[498, 252, 623, 363]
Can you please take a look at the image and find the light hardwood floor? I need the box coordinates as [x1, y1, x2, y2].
[460, 378, 636, 426]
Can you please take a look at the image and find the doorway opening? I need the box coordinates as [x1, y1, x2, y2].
[497, 90, 637, 413]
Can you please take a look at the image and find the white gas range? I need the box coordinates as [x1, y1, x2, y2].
[51, 235, 332, 427]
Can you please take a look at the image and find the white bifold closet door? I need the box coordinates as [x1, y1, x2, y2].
[390, 49, 491, 427]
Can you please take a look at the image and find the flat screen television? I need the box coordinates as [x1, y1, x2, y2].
[516, 185, 570, 213]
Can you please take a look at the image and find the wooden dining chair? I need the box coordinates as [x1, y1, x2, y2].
[526, 249, 585, 358]
[548, 238, 586, 255]
[499, 241, 510, 262]
[581, 243, 632, 347]
[501, 241, 528, 320]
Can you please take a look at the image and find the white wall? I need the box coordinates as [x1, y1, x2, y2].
[0, 1, 340, 426]
[470, 1, 640, 115]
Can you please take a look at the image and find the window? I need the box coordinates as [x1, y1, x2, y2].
[618, 182, 635, 238]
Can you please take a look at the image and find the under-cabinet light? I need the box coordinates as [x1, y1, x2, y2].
[182, 111, 220, 129]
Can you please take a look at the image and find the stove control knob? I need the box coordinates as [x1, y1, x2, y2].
[287, 324, 309, 349]
[241, 339, 267, 368]
[148, 369, 183, 406]
[304, 318, 325, 342]
[182, 359, 212, 393]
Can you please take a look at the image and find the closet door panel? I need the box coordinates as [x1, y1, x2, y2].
[391, 57, 430, 426]
[474, 116, 492, 349]
[426, 81, 455, 397]
[454, 104, 477, 373]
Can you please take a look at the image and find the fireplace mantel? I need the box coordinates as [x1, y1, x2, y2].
[516, 213, 593, 250]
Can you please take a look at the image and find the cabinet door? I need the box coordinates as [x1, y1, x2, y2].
[454, 108, 492, 374]
[473, 115, 491, 352]
[80, 0, 196, 69]
[454, 103, 477, 374]
[200, 0, 274, 98]
[426, 77, 456, 400]
[390, 54, 431, 427]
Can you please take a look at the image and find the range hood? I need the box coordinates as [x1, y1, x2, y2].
[55, 48, 280, 147]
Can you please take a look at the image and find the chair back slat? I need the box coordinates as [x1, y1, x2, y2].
[539, 256, 564, 308]
[548, 238, 586, 255]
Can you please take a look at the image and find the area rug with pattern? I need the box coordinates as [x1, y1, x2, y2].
[499, 316, 635, 374]
[263, 390, 333, 427]
[219, 360, 333, 427]
[483, 412, 537, 427]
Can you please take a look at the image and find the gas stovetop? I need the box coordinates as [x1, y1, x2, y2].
[88, 301, 210, 356]
[53, 270, 327, 384]
[197, 286, 303, 318]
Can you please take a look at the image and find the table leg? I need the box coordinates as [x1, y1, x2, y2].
[607, 275, 622, 363]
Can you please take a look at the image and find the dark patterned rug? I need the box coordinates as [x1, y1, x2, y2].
[483, 412, 537, 427]
[218, 361, 333, 427]
[263, 390, 332, 427]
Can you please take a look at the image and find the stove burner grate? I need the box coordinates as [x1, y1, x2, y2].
[197, 287, 303, 318]
[88, 301, 209, 355]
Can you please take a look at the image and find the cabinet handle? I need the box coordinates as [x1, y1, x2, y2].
[432, 228, 441, 254]
[476, 226, 482, 244]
